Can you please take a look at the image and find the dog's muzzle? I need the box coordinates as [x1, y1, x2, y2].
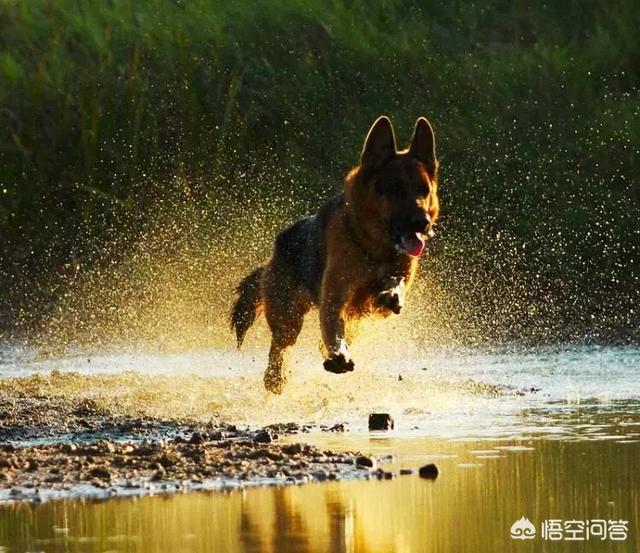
[391, 214, 434, 257]
[394, 232, 427, 257]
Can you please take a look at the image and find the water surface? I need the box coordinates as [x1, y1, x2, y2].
[0, 345, 638, 552]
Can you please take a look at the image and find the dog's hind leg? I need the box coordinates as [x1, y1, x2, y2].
[263, 279, 311, 394]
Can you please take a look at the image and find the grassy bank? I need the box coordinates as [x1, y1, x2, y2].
[0, 0, 638, 343]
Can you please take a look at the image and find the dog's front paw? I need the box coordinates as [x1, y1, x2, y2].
[376, 291, 402, 314]
[323, 353, 355, 374]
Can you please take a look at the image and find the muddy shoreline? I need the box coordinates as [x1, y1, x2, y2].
[0, 387, 384, 503]
[0, 352, 527, 503]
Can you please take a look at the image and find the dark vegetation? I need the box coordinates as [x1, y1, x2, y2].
[0, 0, 638, 343]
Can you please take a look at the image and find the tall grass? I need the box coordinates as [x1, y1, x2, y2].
[0, 0, 638, 340]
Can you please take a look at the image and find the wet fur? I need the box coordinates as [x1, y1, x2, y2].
[231, 116, 440, 393]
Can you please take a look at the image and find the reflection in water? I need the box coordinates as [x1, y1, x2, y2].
[1, 436, 638, 553]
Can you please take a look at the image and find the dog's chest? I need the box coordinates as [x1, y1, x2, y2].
[345, 263, 408, 316]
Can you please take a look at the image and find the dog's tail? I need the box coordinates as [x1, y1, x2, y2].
[230, 267, 264, 348]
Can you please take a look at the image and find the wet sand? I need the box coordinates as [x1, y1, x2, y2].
[0, 363, 513, 503]
[0, 383, 383, 503]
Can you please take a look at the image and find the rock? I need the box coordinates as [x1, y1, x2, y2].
[97, 440, 115, 454]
[156, 452, 181, 468]
[418, 463, 439, 479]
[328, 423, 346, 432]
[399, 468, 415, 476]
[355, 455, 375, 468]
[312, 470, 328, 481]
[90, 466, 112, 481]
[253, 431, 272, 443]
[264, 422, 300, 435]
[282, 443, 302, 455]
[247, 448, 269, 460]
[368, 413, 394, 431]
[150, 468, 165, 482]
[111, 455, 126, 467]
[77, 418, 93, 429]
[189, 432, 205, 445]
[266, 451, 284, 462]
[134, 445, 156, 457]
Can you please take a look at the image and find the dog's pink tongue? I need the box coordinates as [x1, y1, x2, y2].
[401, 233, 425, 257]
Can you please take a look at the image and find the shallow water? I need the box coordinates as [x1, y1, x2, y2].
[1, 433, 638, 552]
[0, 345, 639, 551]
[2, 344, 639, 431]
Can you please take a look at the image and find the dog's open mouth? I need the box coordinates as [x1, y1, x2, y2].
[393, 226, 436, 257]
[394, 231, 426, 257]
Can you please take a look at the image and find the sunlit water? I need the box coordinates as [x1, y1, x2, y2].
[1, 344, 638, 435]
[0, 345, 639, 551]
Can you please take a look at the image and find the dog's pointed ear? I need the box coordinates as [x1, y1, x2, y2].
[361, 116, 397, 170]
[409, 117, 438, 179]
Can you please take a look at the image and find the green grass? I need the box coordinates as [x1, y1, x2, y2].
[0, 0, 639, 340]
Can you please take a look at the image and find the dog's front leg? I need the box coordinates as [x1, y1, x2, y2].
[320, 289, 355, 374]
[376, 276, 406, 314]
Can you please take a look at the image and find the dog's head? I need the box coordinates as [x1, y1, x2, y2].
[346, 116, 439, 258]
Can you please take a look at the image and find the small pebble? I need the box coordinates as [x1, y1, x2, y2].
[90, 467, 112, 481]
[312, 470, 328, 481]
[150, 468, 165, 482]
[253, 431, 272, 444]
[189, 432, 205, 445]
[368, 413, 394, 431]
[355, 455, 375, 468]
[282, 443, 302, 455]
[418, 463, 439, 479]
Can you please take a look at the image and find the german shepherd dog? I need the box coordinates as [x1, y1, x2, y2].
[231, 116, 439, 394]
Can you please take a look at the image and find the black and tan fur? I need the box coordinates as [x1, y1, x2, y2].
[231, 116, 440, 393]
